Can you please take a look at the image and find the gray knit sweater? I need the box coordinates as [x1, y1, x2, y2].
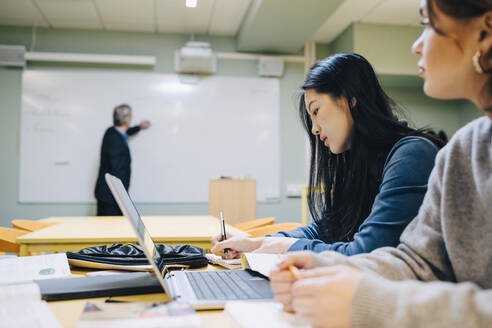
[313, 117, 492, 327]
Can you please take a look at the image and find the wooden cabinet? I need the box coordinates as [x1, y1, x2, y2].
[208, 179, 256, 226]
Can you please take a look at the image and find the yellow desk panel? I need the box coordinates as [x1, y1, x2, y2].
[17, 216, 246, 256]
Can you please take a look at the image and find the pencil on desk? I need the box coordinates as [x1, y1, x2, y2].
[288, 265, 302, 280]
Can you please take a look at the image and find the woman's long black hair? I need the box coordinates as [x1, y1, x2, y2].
[300, 53, 444, 243]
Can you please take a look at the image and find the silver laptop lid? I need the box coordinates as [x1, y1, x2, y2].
[104, 173, 171, 297]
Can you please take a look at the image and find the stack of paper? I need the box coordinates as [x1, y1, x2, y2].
[0, 253, 71, 328]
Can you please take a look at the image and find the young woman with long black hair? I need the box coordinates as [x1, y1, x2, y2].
[212, 53, 444, 258]
[270, 1, 492, 327]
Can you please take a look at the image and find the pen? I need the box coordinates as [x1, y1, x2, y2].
[219, 211, 230, 255]
[105, 298, 128, 303]
[288, 265, 302, 280]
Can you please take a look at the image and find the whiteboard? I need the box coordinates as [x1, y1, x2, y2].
[19, 70, 280, 203]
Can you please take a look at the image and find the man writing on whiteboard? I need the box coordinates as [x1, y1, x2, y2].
[94, 104, 151, 216]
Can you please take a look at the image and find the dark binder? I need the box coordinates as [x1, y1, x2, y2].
[35, 272, 163, 301]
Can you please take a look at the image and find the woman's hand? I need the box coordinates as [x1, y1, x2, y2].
[210, 231, 237, 247]
[211, 236, 265, 259]
[269, 251, 318, 312]
[292, 265, 363, 328]
[211, 236, 299, 259]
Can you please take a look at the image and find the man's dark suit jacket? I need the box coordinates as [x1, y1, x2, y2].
[94, 126, 140, 205]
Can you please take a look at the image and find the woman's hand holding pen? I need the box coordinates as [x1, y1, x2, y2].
[269, 251, 317, 312]
[211, 236, 299, 259]
[211, 236, 265, 259]
[210, 231, 236, 246]
[269, 252, 363, 328]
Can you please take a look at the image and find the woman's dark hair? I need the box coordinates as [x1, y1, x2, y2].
[427, 0, 492, 107]
[438, 130, 449, 143]
[300, 53, 444, 243]
[427, 0, 490, 29]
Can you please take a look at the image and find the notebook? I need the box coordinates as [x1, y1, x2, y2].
[240, 253, 283, 277]
[105, 173, 275, 310]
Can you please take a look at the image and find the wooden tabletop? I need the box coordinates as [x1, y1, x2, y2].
[49, 264, 236, 328]
[17, 216, 245, 244]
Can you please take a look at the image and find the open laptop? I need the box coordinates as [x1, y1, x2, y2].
[105, 173, 274, 309]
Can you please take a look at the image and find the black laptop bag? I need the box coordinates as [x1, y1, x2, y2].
[67, 243, 208, 271]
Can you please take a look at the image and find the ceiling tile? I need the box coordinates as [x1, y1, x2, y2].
[35, 0, 103, 29]
[155, 0, 215, 34]
[361, 0, 421, 26]
[95, 0, 155, 32]
[208, 0, 251, 36]
[0, 0, 49, 27]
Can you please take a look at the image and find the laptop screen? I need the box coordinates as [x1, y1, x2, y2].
[104, 173, 160, 272]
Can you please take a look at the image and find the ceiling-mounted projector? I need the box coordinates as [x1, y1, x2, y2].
[174, 41, 216, 74]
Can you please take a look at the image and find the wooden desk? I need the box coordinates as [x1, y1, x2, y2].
[16, 216, 245, 257]
[49, 265, 235, 328]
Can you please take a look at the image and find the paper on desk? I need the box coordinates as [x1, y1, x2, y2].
[225, 301, 310, 328]
[0, 253, 70, 285]
[76, 301, 200, 328]
[0, 300, 62, 328]
[206, 254, 241, 270]
[241, 253, 283, 277]
[0, 282, 41, 303]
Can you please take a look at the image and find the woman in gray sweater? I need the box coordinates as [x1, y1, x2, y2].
[269, 0, 492, 327]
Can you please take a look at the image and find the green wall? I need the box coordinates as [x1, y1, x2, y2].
[0, 26, 306, 226]
[459, 100, 484, 125]
[386, 86, 462, 136]
[329, 22, 422, 75]
[354, 23, 422, 75]
[331, 24, 355, 54]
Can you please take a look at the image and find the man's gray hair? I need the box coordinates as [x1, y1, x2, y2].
[113, 104, 132, 126]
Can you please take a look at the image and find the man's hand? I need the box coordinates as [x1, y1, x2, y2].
[139, 120, 151, 129]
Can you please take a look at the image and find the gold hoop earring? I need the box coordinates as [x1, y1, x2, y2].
[472, 51, 485, 74]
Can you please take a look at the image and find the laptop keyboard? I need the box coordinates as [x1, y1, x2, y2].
[185, 270, 268, 300]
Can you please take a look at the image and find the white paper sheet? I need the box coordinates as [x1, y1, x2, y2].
[206, 254, 242, 270]
[225, 301, 310, 328]
[0, 300, 62, 328]
[0, 253, 71, 285]
[0, 282, 41, 303]
[76, 302, 200, 328]
[241, 253, 283, 277]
